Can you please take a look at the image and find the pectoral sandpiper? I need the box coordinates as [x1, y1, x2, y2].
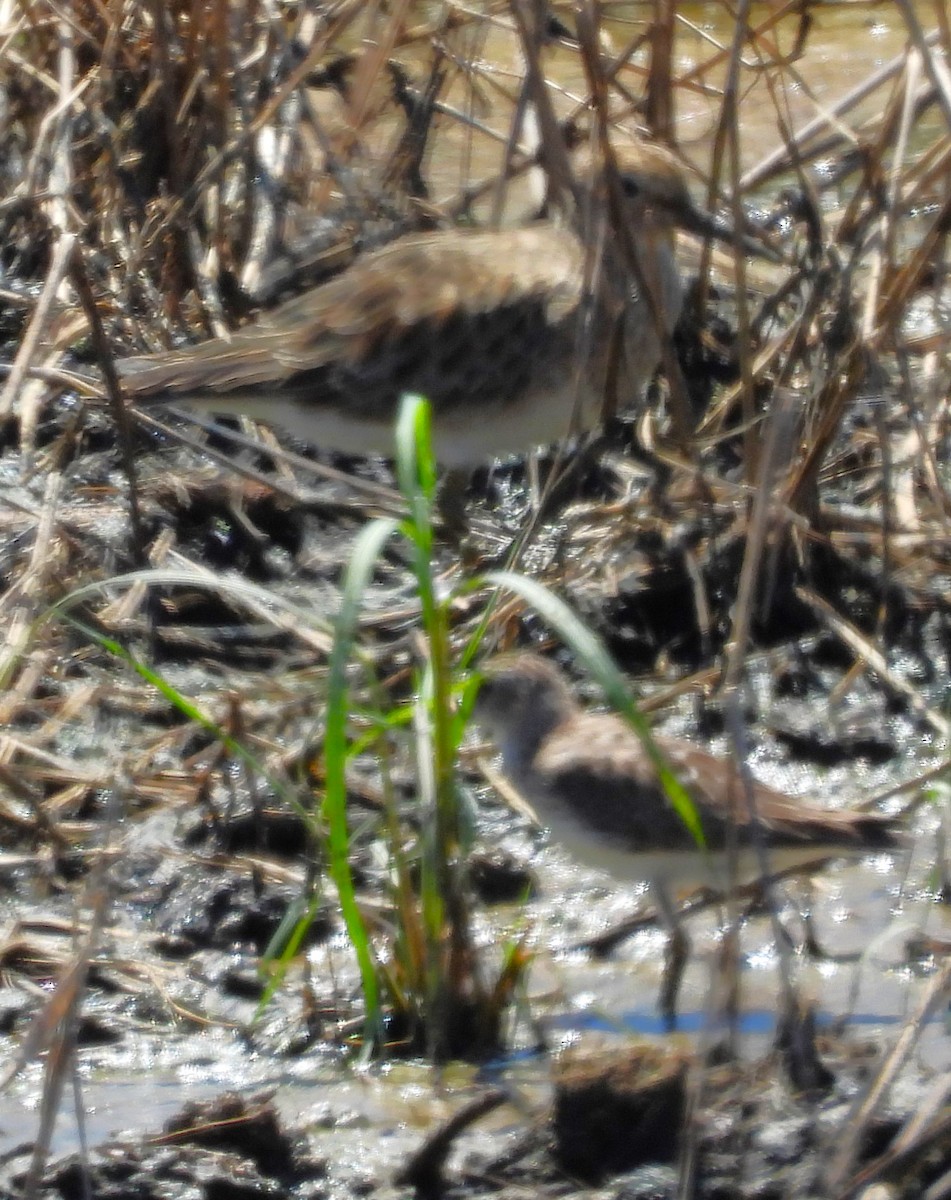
[114, 141, 738, 472]
[473, 651, 898, 867]
[473, 651, 899, 1021]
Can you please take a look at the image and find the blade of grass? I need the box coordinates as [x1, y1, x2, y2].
[257, 892, 326, 1015]
[395, 395, 472, 1057]
[323, 515, 400, 1056]
[393, 394, 501, 1059]
[41, 608, 320, 828]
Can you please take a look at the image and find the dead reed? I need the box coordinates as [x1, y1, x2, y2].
[1, 1, 950, 1195]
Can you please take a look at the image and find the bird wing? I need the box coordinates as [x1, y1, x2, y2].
[116, 227, 585, 398]
[532, 715, 897, 850]
[651, 735, 897, 846]
[530, 715, 703, 851]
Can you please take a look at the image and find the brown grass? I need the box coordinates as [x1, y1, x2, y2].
[1, 1, 950, 1193]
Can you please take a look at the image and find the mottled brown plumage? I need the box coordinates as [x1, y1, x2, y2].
[474, 653, 899, 864]
[116, 142, 726, 466]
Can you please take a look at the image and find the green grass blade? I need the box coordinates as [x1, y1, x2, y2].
[49, 610, 318, 819]
[395, 392, 438, 536]
[323, 516, 400, 1054]
[256, 891, 325, 1017]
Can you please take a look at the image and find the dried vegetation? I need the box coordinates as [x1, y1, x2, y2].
[1, 0, 951, 1196]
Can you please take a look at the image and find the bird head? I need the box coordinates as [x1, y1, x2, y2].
[574, 138, 774, 256]
[473, 653, 577, 772]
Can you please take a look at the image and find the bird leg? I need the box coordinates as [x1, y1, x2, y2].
[653, 881, 691, 1030]
[435, 468, 472, 544]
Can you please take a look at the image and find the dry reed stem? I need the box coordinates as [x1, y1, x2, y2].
[822, 956, 951, 1195]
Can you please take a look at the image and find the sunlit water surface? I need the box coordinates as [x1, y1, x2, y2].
[2, 0, 948, 1168]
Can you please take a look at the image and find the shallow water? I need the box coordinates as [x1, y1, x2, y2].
[3, 826, 947, 1162]
[516, 838, 945, 1041]
[426, 0, 940, 207]
[2, 0, 948, 1179]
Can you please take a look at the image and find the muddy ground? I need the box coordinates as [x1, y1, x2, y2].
[2, 2, 951, 1198]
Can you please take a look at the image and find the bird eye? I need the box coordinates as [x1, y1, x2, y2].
[621, 175, 641, 198]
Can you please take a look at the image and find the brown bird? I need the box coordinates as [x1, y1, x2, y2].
[114, 141, 737, 470]
[473, 651, 899, 875]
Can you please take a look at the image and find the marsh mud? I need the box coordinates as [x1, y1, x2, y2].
[6, 1035, 951, 1199]
[3, 2, 951, 1198]
[2, 377, 950, 1196]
